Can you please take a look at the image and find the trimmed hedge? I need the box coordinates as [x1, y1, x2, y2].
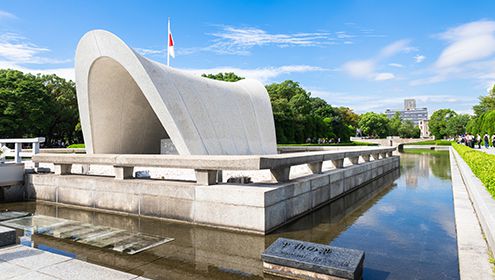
[453, 143, 495, 198]
[67, 143, 85, 148]
[404, 140, 452, 146]
[279, 141, 378, 147]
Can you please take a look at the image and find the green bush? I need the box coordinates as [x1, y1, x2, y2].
[67, 143, 85, 148]
[404, 140, 452, 146]
[453, 143, 495, 198]
[278, 141, 378, 147]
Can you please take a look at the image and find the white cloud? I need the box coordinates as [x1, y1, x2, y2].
[182, 65, 324, 83]
[0, 10, 16, 20]
[0, 33, 69, 64]
[309, 88, 473, 113]
[375, 72, 395, 81]
[435, 20, 495, 68]
[342, 60, 374, 78]
[134, 48, 164, 56]
[388, 63, 404, 68]
[0, 32, 73, 80]
[0, 61, 74, 80]
[414, 54, 426, 63]
[342, 39, 411, 81]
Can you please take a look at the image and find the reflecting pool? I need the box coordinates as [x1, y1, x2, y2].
[0, 150, 458, 280]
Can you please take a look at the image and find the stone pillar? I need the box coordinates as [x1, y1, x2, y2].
[349, 157, 359, 165]
[114, 166, 134, 179]
[32, 142, 40, 168]
[14, 143, 22, 164]
[387, 151, 393, 157]
[195, 170, 217, 185]
[331, 159, 344, 169]
[371, 153, 380, 160]
[380, 152, 387, 159]
[362, 155, 371, 162]
[307, 162, 323, 174]
[54, 164, 72, 175]
[216, 170, 223, 183]
[270, 167, 291, 182]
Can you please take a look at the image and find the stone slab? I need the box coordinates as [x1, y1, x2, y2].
[0, 245, 71, 270]
[39, 258, 138, 280]
[0, 225, 16, 247]
[261, 238, 364, 280]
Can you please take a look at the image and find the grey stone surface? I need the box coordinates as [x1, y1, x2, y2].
[0, 245, 71, 270]
[451, 148, 495, 279]
[28, 155, 399, 234]
[262, 238, 364, 280]
[76, 30, 277, 156]
[0, 226, 16, 247]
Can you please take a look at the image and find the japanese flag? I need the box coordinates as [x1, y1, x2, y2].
[168, 24, 175, 58]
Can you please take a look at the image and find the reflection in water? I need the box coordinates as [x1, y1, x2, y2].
[0, 151, 458, 280]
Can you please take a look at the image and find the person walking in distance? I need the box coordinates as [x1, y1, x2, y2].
[492, 134, 495, 149]
[484, 133, 490, 149]
[477, 134, 482, 149]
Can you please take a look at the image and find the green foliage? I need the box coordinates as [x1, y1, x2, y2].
[429, 109, 457, 139]
[358, 112, 390, 138]
[67, 143, 85, 148]
[397, 120, 421, 138]
[446, 114, 471, 136]
[279, 141, 378, 147]
[266, 80, 357, 143]
[389, 112, 402, 136]
[466, 110, 495, 135]
[404, 140, 452, 146]
[201, 72, 244, 82]
[0, 69, 82, 146]
[473, 85, 495, 116]
[453, 143, 495, 198]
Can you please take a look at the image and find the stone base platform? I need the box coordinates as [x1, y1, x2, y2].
[26, 156, 399, 234]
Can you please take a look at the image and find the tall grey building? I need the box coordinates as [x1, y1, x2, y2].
[385, 99, 428, 126]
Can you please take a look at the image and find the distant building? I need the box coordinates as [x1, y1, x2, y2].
[418, 119, 430, 138]
[385, 99, 430, 138]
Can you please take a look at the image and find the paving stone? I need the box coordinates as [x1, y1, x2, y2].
[39, 259, 137, 280]
[0, 245, 71, 270]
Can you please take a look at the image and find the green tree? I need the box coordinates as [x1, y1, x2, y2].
[358, 112, 390, 138]
[429, 109, 457, 139]
[398, 120, 420, 138]
[201, 72, 244, 82]
[0, 69, 82, 145]
[473, 84, 495, 116]
[446, 114, 471, 136]
[389, 112, 402, 136]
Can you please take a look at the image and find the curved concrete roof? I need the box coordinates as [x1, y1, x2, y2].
[75, 30, 277, 155]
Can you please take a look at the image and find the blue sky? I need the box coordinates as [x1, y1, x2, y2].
[1, 0, 495, 114]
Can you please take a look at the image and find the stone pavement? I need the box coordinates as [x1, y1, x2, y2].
[0, 245, 147, 280]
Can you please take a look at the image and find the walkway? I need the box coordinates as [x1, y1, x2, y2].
[0, 245, 147, 280]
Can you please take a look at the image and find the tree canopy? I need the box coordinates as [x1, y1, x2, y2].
[201, 72, 244, 82]
[0, 69, 81, 146]
[357, 112, 390, 138]
[429, 109, 457, 139]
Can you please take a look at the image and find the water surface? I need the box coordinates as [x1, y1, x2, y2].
[0, 150, 458, 279]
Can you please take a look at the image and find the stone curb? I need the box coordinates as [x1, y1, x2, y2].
[449, 149, 493, 279]
[451, 147, 495, 258]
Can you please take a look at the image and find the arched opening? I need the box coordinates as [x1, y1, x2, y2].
[88, 57, 172, 154]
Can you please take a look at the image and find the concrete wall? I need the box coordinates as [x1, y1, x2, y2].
[76, 30, 277, 156]
[26, 156, 399, 234]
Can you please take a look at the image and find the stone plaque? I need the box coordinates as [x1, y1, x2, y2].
[261, 238, 364, 280]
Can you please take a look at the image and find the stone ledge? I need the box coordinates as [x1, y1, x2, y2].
[451, 147, 495, 257]
[449, 149, 494, 279]
[0, 226, 15, 247]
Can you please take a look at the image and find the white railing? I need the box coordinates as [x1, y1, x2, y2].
[0, 137, 45, 166]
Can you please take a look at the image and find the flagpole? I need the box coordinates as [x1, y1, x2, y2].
[167, 17, 170, 67]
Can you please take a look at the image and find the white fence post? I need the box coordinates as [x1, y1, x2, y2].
[14, 142, 22, 164]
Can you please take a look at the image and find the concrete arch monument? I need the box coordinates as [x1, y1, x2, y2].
[75, 30, 277, 155]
